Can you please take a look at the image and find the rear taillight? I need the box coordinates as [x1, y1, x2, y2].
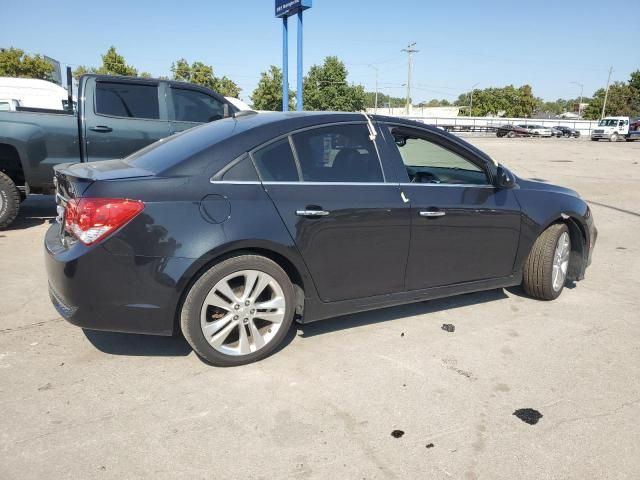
[64, 198, 144, 245]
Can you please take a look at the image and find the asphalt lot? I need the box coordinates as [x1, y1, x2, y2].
[1, 137, 639, 479]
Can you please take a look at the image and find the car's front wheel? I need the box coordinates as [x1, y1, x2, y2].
[522, 223, 571, 300]
[181, 255, 296, 366]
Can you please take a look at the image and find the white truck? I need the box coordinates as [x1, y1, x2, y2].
[591, 116, 640, 142]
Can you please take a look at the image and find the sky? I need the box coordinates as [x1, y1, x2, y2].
[2, 0, 639, 104]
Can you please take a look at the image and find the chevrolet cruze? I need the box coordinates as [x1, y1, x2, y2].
[45, 112, 596, 366]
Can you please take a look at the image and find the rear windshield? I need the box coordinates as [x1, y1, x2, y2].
[126, 118, 244, 173]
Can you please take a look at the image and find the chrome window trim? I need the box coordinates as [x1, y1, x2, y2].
[209, 180, 263, 185]
[399, 183, 495, 189]
[263, 181, 391, 186]
[248, 121, 388, 184]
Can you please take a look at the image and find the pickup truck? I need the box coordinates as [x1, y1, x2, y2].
[0, 74, 238, 228]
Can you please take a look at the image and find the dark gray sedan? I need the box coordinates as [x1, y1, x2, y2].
[45, 112, 597, 366]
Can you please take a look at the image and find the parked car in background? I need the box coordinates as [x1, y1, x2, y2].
[496, 124, 532, 138]
[45, 112, 597, 366]
[554, 126, 581, 138]
[591, 116, 640, 142]
[517, 124, 553, 137]
[550, 127, 563, 138]
[0, 74, 237, 229]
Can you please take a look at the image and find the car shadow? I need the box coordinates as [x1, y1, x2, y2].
[81, 290, 508, 359]
[9, 195, 56, 230]
[83, 329, 193, 357]
[298, 288, 509, 338]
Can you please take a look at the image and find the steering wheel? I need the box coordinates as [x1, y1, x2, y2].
[411, 171, 441, 184]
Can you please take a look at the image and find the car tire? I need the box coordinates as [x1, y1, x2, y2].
[522, 223, 571, 301]
[180, 254, 296, 366]
[0, 171, 20, 230]
[507, 131, 516, 138]
[610, 133, 619, 142]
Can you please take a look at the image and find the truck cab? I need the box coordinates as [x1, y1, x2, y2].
[0, 74, 240, 229]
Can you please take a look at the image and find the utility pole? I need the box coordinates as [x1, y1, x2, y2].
[368, 64, 379, 114]
[401, 42, 418, 115]
[469, 82, 479, 117]
[571, 81, 584, 117]
[601, 66, 613, 119]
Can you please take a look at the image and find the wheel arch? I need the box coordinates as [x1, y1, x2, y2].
[531, 214, 587, 282]
[0, 143, 25, 187]
[172, 242, 313, 334]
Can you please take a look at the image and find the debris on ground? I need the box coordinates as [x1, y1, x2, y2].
[391, 430, 405, 438]
[441, 324, 455, 333]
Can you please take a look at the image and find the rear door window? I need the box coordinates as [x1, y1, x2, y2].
[291, 124, 384, 183]
[95, 82, 159, 119]
[171, 88, 226, 123]
[252, 138, 300, 182]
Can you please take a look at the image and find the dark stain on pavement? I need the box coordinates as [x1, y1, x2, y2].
[513, 408, 543, 425]
[391, 430, 405, 438]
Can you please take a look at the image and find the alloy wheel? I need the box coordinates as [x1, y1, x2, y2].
[199, 270, 286, 356]
[552, 232, 570, 292]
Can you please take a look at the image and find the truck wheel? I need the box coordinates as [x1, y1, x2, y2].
[523, 223, 571, 300]
[609, 133, 619, 142]
[0, 172, 20, 229]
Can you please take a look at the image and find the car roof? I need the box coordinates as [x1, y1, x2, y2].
[128, 111, 497, 175]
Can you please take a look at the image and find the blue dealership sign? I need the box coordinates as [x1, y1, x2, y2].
[275, 0, 312, 18]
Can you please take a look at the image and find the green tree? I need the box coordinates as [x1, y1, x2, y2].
[0, 47, 54, 80]
[364, 91, 405, 109]
[583, 70, 640, 119]
[251, 65, 293, 110]
[303, 56, 365, 111]
[73, 46, 138, 78]
[458, 84, 538, 117]
[418, 98, 451, 107]
[171, 58, 241, 97]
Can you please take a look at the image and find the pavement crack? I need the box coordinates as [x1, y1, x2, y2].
[0, 318, 63, 334]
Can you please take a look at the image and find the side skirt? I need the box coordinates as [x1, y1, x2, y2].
[300, 273, 522, 324]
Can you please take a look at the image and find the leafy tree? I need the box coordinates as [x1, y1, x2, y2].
[0, 47, 54, 80]
[455, 84, 538, 117]
[583, 70, 640, 119]
[171, 58, 240, 97]
[364, 91, 405, 109]
[303, 56, 365, 111]
[73, 46, 138, 78]
[251, 65, 293, 111]
[418, 99, 451, 107]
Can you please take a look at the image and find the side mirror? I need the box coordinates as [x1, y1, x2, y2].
[223, 103, 230, 118]
[495, 165, 516, 189]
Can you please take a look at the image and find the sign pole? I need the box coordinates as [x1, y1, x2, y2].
[296, 10, 303, 111]
[282, 16, 289, 112]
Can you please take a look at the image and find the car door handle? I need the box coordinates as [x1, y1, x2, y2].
[296, 209, 330, 217]
[419, 210, 446, 217]
[89, 125, 113, 133]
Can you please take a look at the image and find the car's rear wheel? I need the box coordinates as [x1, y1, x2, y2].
[0, 171, 20, 230]
[507, 130, 516, 138]
[522, 223, 571, 300]
[181, 254, 295, 366]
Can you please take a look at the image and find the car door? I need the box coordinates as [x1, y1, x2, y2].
[251, 122, 411, 303]
[84, 78, 170, 162]
[383, 124, 522, 290]
[168, 85, 229, 134]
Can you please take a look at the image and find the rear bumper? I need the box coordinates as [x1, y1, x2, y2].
[44, 224, 193, 336]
